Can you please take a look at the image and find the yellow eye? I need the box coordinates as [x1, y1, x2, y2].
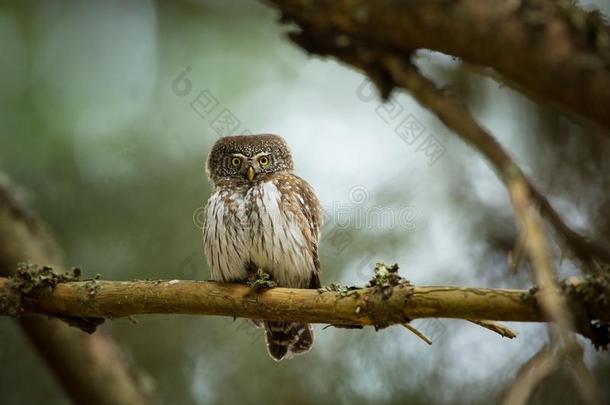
[258, 156, 269, 167]
[231, 157, 241, 167]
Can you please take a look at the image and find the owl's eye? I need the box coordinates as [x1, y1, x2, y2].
[231, 157, 241, 167]
[258, 156, 270, 167]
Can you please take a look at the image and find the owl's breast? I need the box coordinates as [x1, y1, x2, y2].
[203, 181, 315, 288]
[202, 188, 250, 282]
[246, 181, 314, 288]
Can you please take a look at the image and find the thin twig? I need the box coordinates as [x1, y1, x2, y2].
[402, 323, 433, 345]
[468, 320, 517, 339]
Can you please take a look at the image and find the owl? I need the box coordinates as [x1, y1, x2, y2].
[202, 134, 322, 361]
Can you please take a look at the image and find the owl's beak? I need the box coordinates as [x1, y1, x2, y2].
[246, 166, 256, 182]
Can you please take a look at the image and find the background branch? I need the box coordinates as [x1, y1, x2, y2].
[278, 30, 610, 269]
[502, 346, 560, 405]
[0, 178, 152, 405]
[506, 173, 601, 404]
[267, 0, 610, 131]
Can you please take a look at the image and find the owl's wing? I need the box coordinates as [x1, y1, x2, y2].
[276, 174, 322, 288]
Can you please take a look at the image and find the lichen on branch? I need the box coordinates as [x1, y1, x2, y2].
[1, 264, 609, 349]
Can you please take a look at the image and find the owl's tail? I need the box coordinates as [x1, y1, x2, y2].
[264, 321, 314, 361]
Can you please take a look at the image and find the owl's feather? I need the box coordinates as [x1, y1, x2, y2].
[203, 176, 320, 287]
[265, 322, 314, 360]
[203, 142, 322, 361]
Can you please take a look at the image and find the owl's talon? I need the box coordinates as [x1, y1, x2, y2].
[247, 269, 278, 290]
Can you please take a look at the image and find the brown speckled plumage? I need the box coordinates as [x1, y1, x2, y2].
[203, 134, 322, 360]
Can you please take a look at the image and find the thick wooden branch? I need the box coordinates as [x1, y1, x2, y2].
[2, 278, 542, 324]
[1, 272, 607, 348]
[267, 0, 610, 132]
[0, 272, 607, 348]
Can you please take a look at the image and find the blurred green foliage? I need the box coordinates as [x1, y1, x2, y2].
[1, 1, 609, 404]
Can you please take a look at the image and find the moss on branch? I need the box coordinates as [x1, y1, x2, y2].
[2, 265, 609, 349]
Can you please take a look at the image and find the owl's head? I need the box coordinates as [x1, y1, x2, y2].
[206, 134, 294, 185]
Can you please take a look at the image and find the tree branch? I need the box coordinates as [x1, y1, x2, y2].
[2, 278, 540, 323]
[0, 177, 152, 405]
[267, 0, 610, 132]
[1, 272, 609, 349]
[468, 320, 518, 339]
[502, 346, 560, 405]
[266, 7, 610, 269]
[506, 171, 602, 405]
[380, 58, 610, 269]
